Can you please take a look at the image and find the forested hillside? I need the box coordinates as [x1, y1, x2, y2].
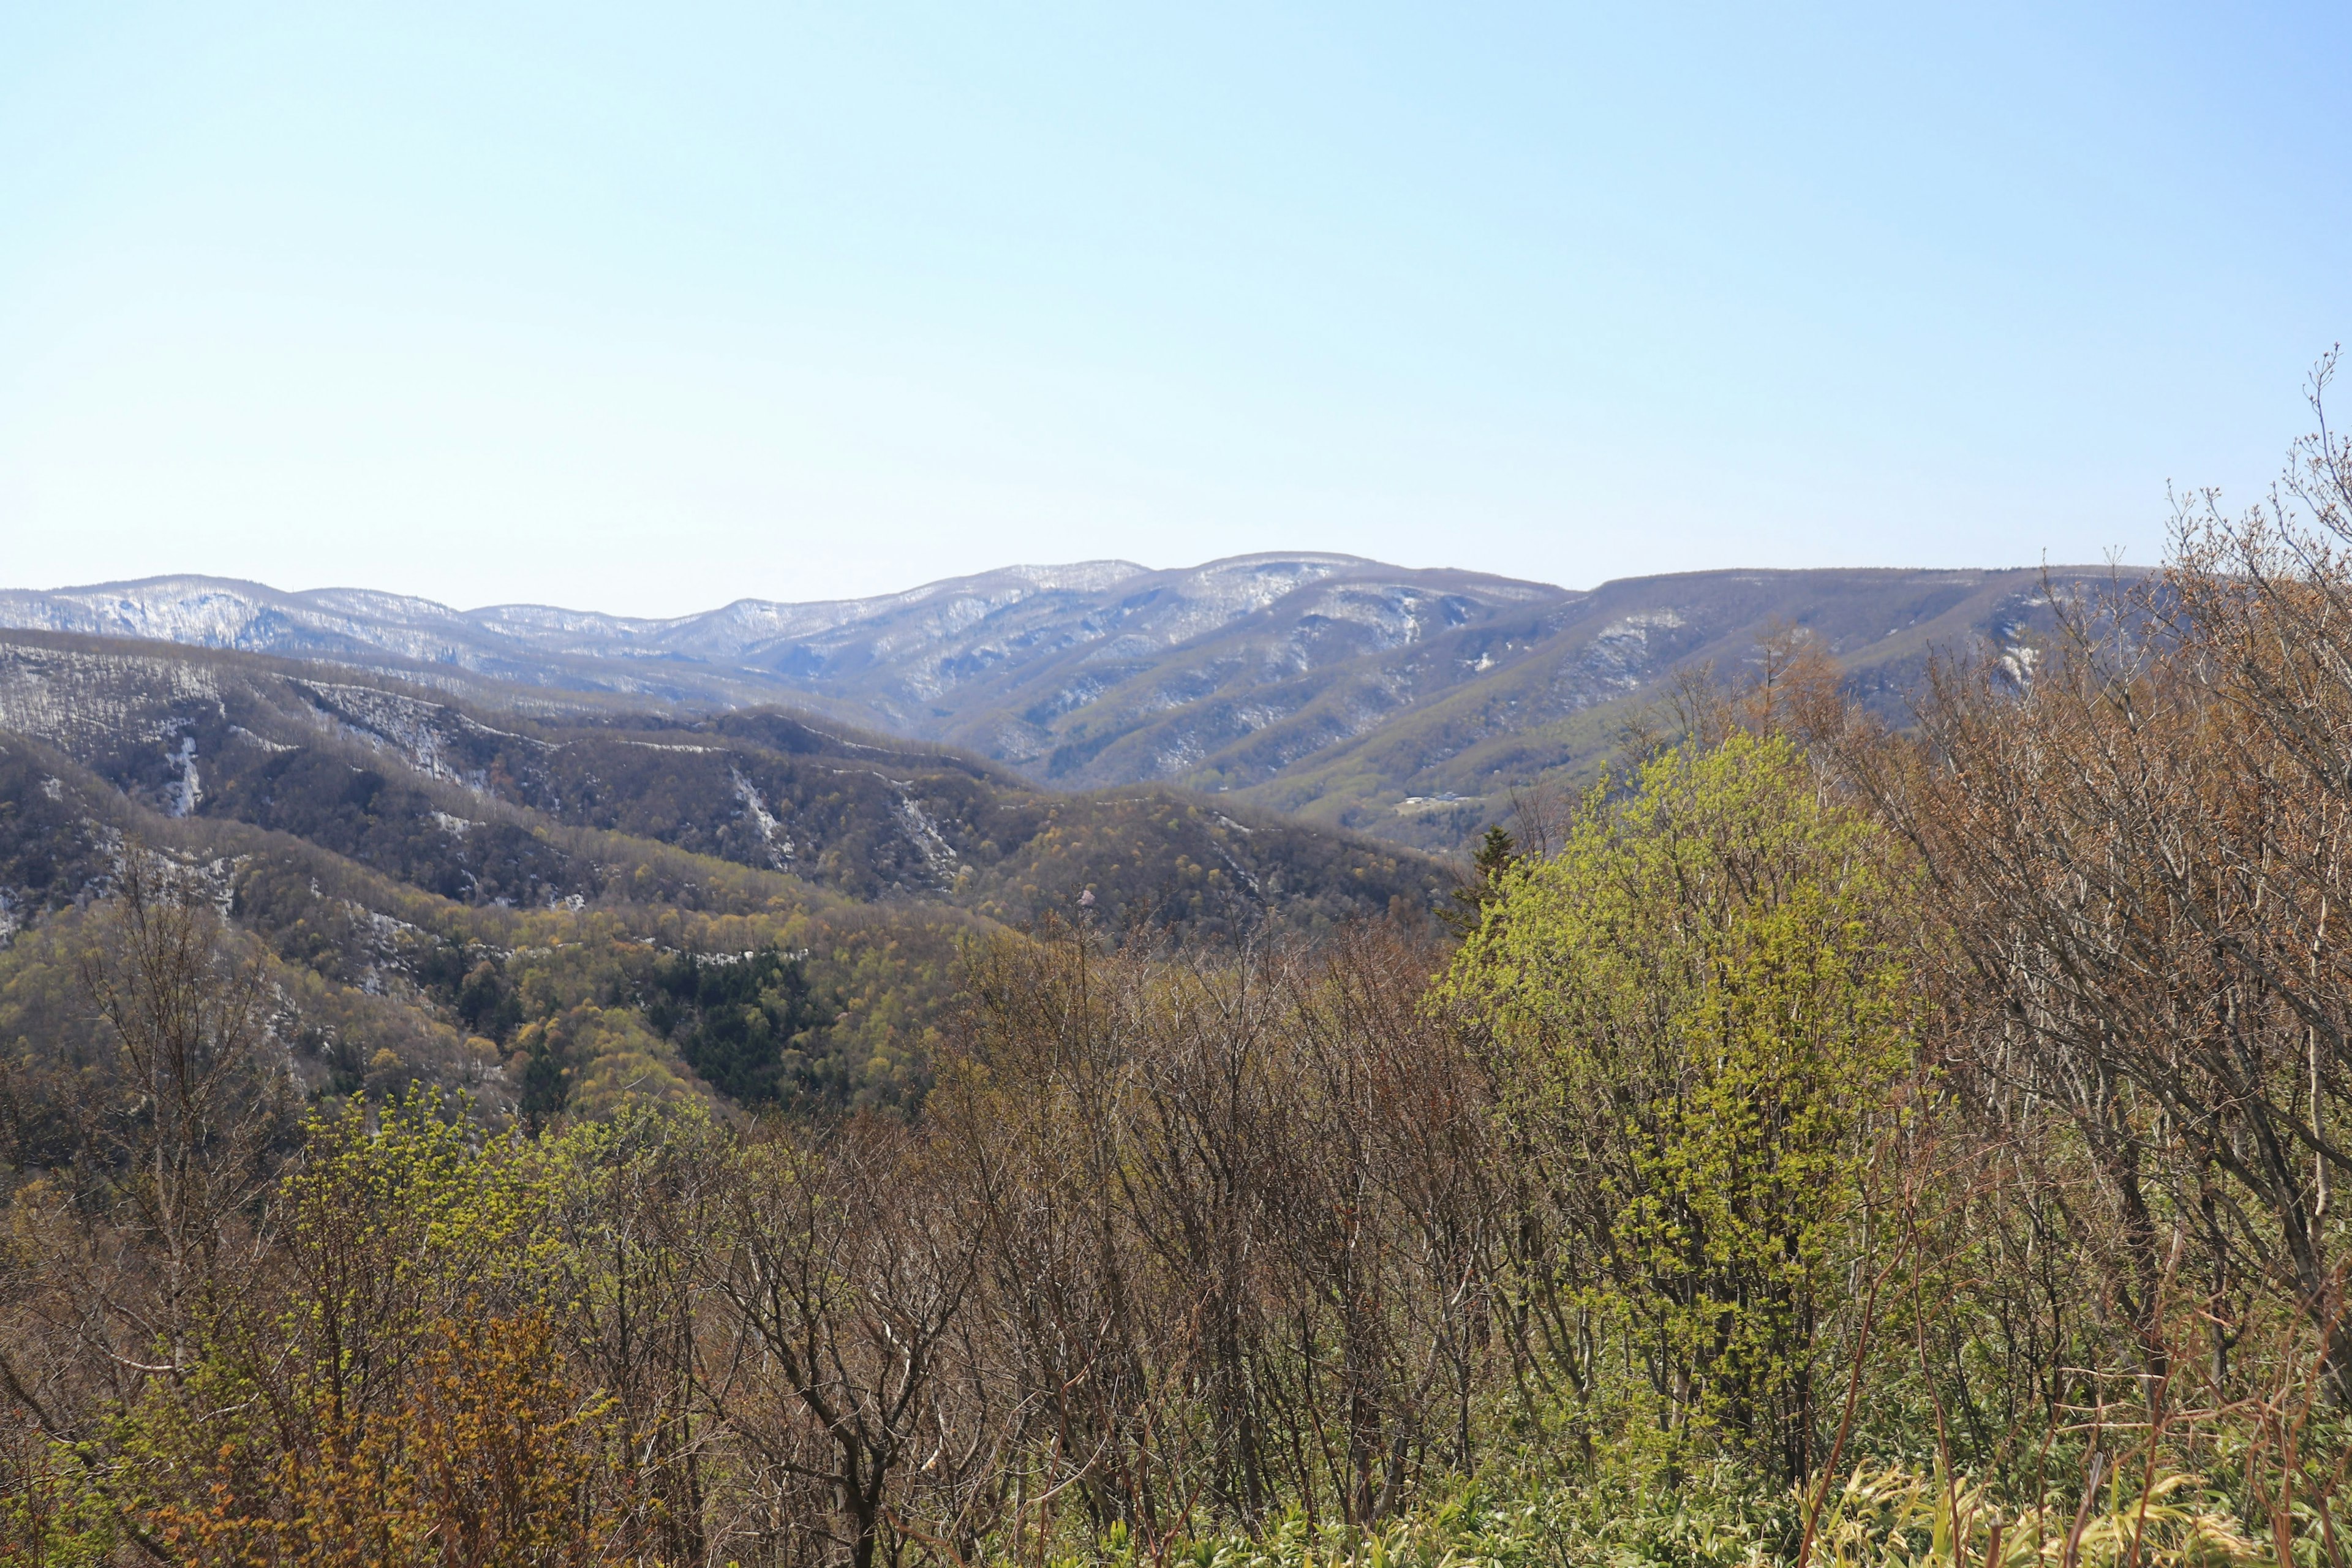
[0, 634, 1443, 1122]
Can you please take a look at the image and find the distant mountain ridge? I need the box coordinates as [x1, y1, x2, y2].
[0, 555, 2107, 846]
[0, 556, 1294, 669]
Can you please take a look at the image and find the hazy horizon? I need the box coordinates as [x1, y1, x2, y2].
[4, 552, 2145, 623]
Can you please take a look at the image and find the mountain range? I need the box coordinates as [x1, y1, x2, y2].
[0, 551, 2111, 1125]
[0, 554, 2101, 848]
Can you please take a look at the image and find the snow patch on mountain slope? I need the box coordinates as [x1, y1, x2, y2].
[0, 646, 227, 750]
[1149, 557, 1357, 646]
[165, 736, 202, 818]
[731, 766, 794, 867]
[293, 680, 518, 790]
[891, 787, 958, 879]
[1576, 611, 1689, 695]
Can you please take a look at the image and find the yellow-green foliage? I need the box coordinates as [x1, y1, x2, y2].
[1441, 733, 1911, 1470]
[510, 1004, 710, 1120]
[119, 1097, 641, 1561]
[0, 1435, 121, 1566]
[282, 1090, 559, 1352]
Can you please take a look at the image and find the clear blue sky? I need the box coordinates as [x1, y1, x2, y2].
[2, 4, 2345, 615]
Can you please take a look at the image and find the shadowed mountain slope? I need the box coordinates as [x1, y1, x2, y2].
[0, 631, 1448, 1122]
[0, 631, 1441, 935]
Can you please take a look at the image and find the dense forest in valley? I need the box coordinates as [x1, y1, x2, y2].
[8, 385, 2352, 1566]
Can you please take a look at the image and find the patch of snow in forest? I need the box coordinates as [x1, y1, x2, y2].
[731, 766, 794, 867]
[1294, 584, 1436, 649]
[1081, 635, 1161, 663]
[292, 680, 520, 791]
[0, 647, 224, 751]
[165, 736, 202, 818]
[1575, 611, 1689, 694]
[1204, 835, 1265, 900]
[1035, 677, 1109, 720]
[1152, 734, 1206, 774]
[891, 786, 959, 878]
[1144, 557, 1352, 645]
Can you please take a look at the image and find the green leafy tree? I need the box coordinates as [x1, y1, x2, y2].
[1440, 731, 1910, 1483]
